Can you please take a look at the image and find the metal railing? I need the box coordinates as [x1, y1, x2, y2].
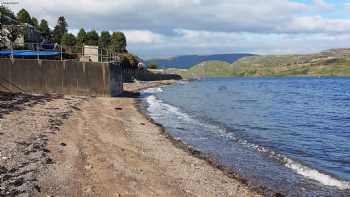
[0, 42, 124, 62]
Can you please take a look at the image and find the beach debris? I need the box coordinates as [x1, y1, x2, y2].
[115, 107, 123, 110]
[60, 142, 67, 147]
[72, 105, 81, 111]
[0, 93, 84, 196]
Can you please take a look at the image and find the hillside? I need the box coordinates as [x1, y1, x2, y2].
[146, 53, 254, 69]
[172, 49, 350, 78]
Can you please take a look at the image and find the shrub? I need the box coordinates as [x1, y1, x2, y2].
[148, 64, 158, 69]
[118, 53, 139, 67]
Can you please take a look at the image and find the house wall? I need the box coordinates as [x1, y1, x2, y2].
[0, 59, 124, 97]
[83, 45, 99, 62]
[1, 24, 42, 49]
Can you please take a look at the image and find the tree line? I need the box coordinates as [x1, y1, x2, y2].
[1, 6, 135, 63]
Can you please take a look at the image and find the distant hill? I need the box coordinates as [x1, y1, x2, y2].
[166, 48, 350, 78]
[146, 53, 255, 69]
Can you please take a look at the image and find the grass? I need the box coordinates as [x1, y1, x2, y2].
[166, 49, 350, 78]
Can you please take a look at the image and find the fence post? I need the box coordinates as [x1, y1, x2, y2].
[37, 43, 40, 61]
[10, 42, 13, 61]
[60, 45, 63, 61]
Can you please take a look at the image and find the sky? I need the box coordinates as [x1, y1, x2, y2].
[4, 0, 350, 59]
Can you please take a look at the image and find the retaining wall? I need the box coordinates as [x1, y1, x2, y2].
[0, 59, 124, 97]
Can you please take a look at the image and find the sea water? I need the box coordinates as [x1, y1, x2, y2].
[141, 77, 350, 196]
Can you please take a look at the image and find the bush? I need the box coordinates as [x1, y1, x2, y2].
[148, 64, 158, 69]
[118, 53, 139, 67]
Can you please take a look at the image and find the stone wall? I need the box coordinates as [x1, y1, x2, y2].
[0, 59, 124, 97]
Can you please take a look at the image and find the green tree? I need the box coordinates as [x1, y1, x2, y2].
[76, 28, 87, 46]
[39, 19, 51, 40]
[0, 6, 16, 25]
[52, 16, 68, 44]
[99, 31, 111, 49]
[61, 33, 76, 46]
[148, 64, 158, 69]
[31, 17, 39, 28]
[16, 8, 32, 24]
[119, 53, 139, 67]
[85, 30, 99, 46]
[110, 32, 127, 53]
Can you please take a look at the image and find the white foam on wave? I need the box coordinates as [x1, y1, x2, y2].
[146, 95, 192, 122]
[145, 94, 231, 131]
[239, 139, 350, 190]
[142, 87, 163, 94]
[284, 158, 350, 190]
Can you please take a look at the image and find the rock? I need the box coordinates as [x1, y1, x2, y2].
[34, 185, 41, 192]
[0, 166, 8, 173]
[72, 106, 81, 111]
[84, 165, 93, 170]
[45, 158, 54, 164]
[11, 178, 24, 186]
[275, 193, 284, 197]
[84, 186, 93, 193]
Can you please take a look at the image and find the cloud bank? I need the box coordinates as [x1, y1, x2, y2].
[8, 0, 350, 58]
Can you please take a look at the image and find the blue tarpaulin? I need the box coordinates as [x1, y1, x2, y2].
[0, 50, 61, 58]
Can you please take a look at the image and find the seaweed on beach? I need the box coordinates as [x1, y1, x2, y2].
[0, 92, 83, 196]
[0, 91, 55, 119]
[0, 134, 51, 196]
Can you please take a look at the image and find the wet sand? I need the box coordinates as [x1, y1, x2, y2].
[0, 81, 261, 197]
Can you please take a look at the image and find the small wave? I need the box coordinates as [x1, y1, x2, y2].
[146, 95, 192, 121]
[239, 139, 350, 190]
[142, 87, 163, 94]
[143, 91, 350, 191]
[284, 158, 350, 190]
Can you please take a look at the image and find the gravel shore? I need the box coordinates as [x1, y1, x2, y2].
[0, 92, 85, 196]
[0, 81, 261, 197]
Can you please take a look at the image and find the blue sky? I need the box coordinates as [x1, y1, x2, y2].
[7, 0, 350, 59]
[294, 0, 350, 18]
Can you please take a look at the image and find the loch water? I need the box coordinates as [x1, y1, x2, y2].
[141, 77, 350, 196]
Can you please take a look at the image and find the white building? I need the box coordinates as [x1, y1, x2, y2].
[80, 45, 100, 62]
[1, 24, 42, 49]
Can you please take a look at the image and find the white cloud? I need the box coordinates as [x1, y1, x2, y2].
[9, 0, 309, 33]
[5, 0, 350, 58]
[313, 0, 335, 11]
[286, 16, 350, 34]
[9, 0, 349, 35]
[126, 29, 350, 58]
[124, 30, 163, 44]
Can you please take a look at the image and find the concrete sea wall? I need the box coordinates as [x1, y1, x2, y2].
[0, 59, 124, 97]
